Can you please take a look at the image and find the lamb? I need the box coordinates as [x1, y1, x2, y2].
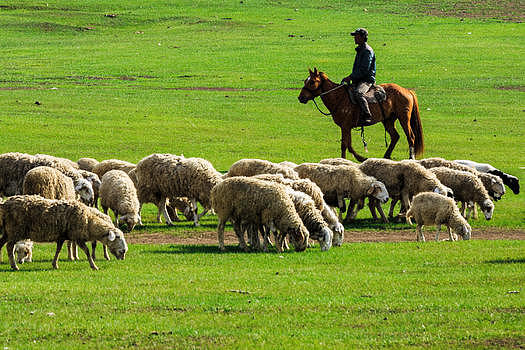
[14, 240, 33, 264]
[253, 173, 344, 246]
[77, 157, 99, 172]
[135, 154, 222, 226]
[99, 170, 140, 231]
[0, 195, 127, 270]
[225, 158, 300, 179]
[294, 162, 389, 222]
[406, 192, 471, 242]
[429, 167, 494, 220]
[454, 159, 520, 194]
[210, 177, 309, 252]
[0, 152, 94, 205]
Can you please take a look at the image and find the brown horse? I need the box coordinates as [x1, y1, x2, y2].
[298, 68, 424, 161]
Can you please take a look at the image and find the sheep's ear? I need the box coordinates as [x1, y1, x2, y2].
[108, 231, 116, 242]
[367, 185, 375, 196]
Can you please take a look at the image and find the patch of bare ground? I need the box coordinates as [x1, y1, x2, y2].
[126, 228, 525, 245]
[418, 1, 524, 22]
[496, 85, 525, 92]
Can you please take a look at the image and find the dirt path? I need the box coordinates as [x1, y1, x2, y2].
[127, 228, 525, 245]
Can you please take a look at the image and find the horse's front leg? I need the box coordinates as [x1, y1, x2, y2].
[341, 127, 367, 162]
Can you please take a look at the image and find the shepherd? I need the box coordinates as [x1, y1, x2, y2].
[298, 28, 424, 162]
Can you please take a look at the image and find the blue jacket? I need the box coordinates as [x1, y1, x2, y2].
[350, 43, 376, 84]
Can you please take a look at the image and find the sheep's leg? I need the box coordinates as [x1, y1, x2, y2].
[190, 198, 200, 227]
[376, 201, 388, 223]
[0, 234, 8, 263]
[435, 225, 441, 241]
[52, 239, 66, 270]
[67, 241, 75, 261]
[159, 197, 174, 226]
[472, 203, 479, 220]
[113, 210, 119, 228]
[217, 218, 227, 251]
[233, 221, 249, 252]
[91, 241, 97, 260]
[103, 245, 110, 261]
[6, 241, 18, 271]
[197, 208, 209, 220]
[138, 203, 144, 225]
[460, 202, 468, 218]
[446, 226, 455, 241]
[249, 225, 262, 252]
[337, 194, 346, 221]
[73, 242, 79, 260]
[77, 240, 99, 270]
[416, 224, 425, 242]
[261, 226, 272, 252]
[388, 198, 398, 218]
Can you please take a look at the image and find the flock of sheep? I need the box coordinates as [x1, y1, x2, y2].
[0, 152, 520, 271]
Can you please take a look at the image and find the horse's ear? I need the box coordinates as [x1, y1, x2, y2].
[313, 67, 318, 75]
[308, 67, 313, 75]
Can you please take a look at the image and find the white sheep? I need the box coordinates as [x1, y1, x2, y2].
[359, 158, 452, 221]
[406, 192, 471, 242]
[14, 240, 33, 264]
[99, 170, 140, 232]
[0, 195, 128, 270]
[253, 173, 344, 246]
[210, 177, 309, 252]
[429, 167, 494, 220]
[77, 157, 99, 172]
[454, 159, 520, 195]
[295, 162, 389, 222]
[135, 154, 222, 226]
[225, 158, 300, 179]
[0, 152, 94, 205]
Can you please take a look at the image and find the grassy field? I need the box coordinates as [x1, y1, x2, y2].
[0, 0, 524, 348]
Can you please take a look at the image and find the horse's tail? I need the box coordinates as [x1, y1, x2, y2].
[408, 89, 424, 157]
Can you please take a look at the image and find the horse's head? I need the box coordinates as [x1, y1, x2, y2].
[298, 68, 323, 104]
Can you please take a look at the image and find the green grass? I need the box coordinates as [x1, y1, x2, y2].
[0, 1, 524, 348]
[1, 240, 524, 348]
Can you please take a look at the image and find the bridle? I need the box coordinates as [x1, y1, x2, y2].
[301, 78, 346, 117]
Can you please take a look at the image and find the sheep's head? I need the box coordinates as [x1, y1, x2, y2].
[288, 224, 309, 252]
[119, 213, 140, 232]
[487, 177, 505, 200]
[15, 241, 33, 264]
[454, 223, 471, 241]
[480, 199, 494, 220]
[318, 227, 333, 251]
[102, 229, 128, 260]
[331, 222, 345, 247]
[75, 178, 94, 205]
[367, 180, 389, 204]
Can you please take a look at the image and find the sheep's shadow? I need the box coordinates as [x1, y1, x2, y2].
[147, 244, 279, 255]
[485, 258, 525, 264]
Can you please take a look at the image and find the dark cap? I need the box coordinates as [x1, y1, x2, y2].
[350, 28, 368, 37]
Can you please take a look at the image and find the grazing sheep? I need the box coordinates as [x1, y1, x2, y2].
[295, 162, 389, 222]
[225, 158, 300, 179]
[253, 173, 344, 246]
[14, 240, 33, 264]
[22, 166, 77, 201]
[135, 154, 222, 226]
[92, 159, 137, 180]
[77, 157, 99, 172]
[0, 195, 128, 270]
[429, 167, 494, 220]
[359, 159, 452, 221]
[454, 159, 520, 195]
[406, 192, 471, 242]
[99, 170, 140, 232]
[21, 166, 82, 261]
[0, 152, 94, 205]
[418, 157, 477, 174]
[286, 188, 332, 251]
[476, 172, 506, 201]
[78, 169, 101, 207]
[210, 177, 309, 252]
[319, 158, 359, 167]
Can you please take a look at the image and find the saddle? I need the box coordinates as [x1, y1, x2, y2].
[345, 84, 387, 105]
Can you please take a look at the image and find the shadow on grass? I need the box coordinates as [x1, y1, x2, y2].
[485, 258, 525, 264]
[344, 218, 412, 230]
[147, 245, 279, 255]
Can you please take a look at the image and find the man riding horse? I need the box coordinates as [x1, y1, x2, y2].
[341, 28, 375, 126]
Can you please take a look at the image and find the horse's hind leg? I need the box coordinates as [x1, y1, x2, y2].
[398, 111, 416, 159]
[382, 118, 400, 159]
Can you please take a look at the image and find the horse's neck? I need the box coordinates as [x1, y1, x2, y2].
[320, 79, 348, 113]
